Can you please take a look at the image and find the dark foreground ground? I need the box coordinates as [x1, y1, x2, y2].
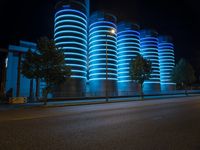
[0, 96, 200, 150]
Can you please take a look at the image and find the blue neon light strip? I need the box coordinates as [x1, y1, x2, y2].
[55, 14, 87, 23]
[89, 63, 118, 68]
[140, 36, 160, 83]
[89, 39, 116, 45]
[89, 73, 118, 77]
[89, 30, 117, 37]
[89, 78, 118, 81]
[89, 25, 117, 32]
[54, 30, 87, 39]
[54, 7, 87, 80]
[64, 52, 87, 58]
[55, 9, 87, 19]
[89, 21, 117, 29]
[118, 38, 140, 43]
[89, 44, 117, 50]
[89, 49, 117, 54]
[54, 25, 87, 33]
[158, 42, 175, 85]
[89, 20, 117, 81]
[65, 58, 87, 64]
[117, 28, 140, 83]
[89, 54, 117, 59]
[62, 47, 87, 53]
[56, 41, 87, 49]
[55, 20, 87, 29]
[89, 58, 118, 63]
[89, 35, 117, 42]
[54, 36, 87, 44]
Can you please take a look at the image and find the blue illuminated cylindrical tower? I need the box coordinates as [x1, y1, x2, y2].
[140, 30, 161, 93]
[89, 11, 118, 96]
[158, 36, 176, 91]
[117, 22, 140, 96]
[54, 0, 88, 97]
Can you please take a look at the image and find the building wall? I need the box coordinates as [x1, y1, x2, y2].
[54, 0, 87, 97]
[6, 41, 37, 97]
[88, 11, 118, 96]
[140, 30, 161, 93]
[158, 36, 176, 91]
[117, 22, 140, 96]
[3, 0, 177, 98]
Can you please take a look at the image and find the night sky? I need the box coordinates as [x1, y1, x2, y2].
[0, 0, 200, 62]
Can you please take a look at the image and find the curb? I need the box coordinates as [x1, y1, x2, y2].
[1, 94, 199, 110]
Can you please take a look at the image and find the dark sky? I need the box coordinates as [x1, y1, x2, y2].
[0, 0, 200, 61]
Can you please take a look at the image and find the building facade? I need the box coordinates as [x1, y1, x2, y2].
[54, 0, 88, 97]
[6, 41, 37, 98]
[140, 30, 161, 93]
[1, 0, 177, 99]
[52, 0, 176, 97]
[88, 11, 118, 96]
[158, 36, 176, 91]
[117, 22, 140, 96]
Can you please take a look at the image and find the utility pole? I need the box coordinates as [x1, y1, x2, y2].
[105, 29, 116, 102]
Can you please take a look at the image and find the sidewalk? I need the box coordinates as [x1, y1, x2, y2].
[0, 94, 199, 111]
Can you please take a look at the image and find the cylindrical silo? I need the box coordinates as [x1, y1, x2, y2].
[89, 11, 118, 97]
[54, 0, 88, 97]
[117, 22, 140, 96]
[158, 36, 176, 91]
[140, 30, 161, 93]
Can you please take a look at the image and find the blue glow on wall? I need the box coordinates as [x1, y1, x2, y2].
[158, 36, 176, 90]
[6, 41, 37, 97]
[140, 30, 161, 92]
[54, 7, 87, 80]
[89, 15, 117, 81]
[140, 31, 160, 83]
[117, 23, 140, 83]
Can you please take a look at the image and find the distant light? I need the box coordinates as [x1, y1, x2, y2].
[110, 29, 116, 34]
[5, 58, 8, 68]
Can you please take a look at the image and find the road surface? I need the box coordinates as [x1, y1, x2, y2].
[0, 96, 200, 150]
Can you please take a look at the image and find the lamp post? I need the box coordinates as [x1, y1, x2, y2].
[105, 29, 116, 102]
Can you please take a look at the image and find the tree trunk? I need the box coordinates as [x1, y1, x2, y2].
[43, 84, 50, 105]
[29, 79, 34, 101]
[43, 89, 48, 106]
[184, 84, 188, 96]
[140, 83, 144, 100]
[44, 97, 47, 105]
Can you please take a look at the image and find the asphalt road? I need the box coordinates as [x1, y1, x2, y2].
[0, 96, 200, 150]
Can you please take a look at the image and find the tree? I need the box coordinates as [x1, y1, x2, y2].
[172, 58, 196, 95]
[22, 37, 71, 104]
[21, 49, 40, 100]
[129, 54, 152, 100]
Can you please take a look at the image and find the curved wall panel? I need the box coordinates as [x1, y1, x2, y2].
[54, 0, 88, 97]
[88, 11, 118, 96]
[158, 36, 176, 91]
[140, 30, 161, 93]
[117, 22, 140, 96]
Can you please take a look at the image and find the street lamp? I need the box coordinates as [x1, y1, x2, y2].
[105, 28, 116, 102]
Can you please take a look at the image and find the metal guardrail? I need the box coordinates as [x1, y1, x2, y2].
[43, 90, 200, 101]
[3, 90, 200, 102]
